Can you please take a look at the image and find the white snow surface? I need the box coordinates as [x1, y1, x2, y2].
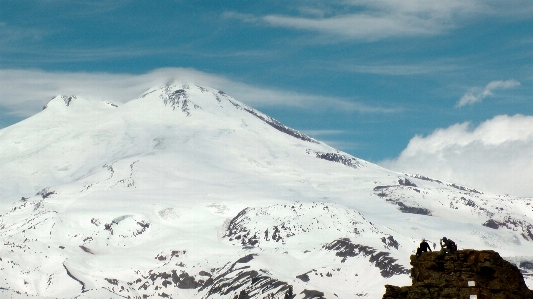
[0, 84, 531, 298]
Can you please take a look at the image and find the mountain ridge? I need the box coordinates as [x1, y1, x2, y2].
[0, 83, 531, 298]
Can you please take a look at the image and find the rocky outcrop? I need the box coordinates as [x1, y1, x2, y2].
[383, 250, 533, 299]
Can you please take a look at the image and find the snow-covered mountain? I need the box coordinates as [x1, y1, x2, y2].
[0, 84, 531, 299]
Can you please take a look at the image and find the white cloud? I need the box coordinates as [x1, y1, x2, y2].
[457, 80, 520, 107]
[0, 22, 48, 54]
[0, 68, 394, 119]
[379, 114, 533, 197]
[225, 0, 532, 41]
[227, 8, 451, 41]
[337, 63, 460, 75]
[226, 1, 533, 41]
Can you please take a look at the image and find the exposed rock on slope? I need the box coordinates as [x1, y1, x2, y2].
[383, 250, 533, 299]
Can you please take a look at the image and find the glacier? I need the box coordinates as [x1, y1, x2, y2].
[0, 83, 531, 298]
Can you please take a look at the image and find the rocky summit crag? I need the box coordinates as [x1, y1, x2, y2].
[383, 250, 533, 299]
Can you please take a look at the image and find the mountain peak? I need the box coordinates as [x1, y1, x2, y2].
[42, 95, 119, 111]
[135, 83, 320, 143]
[43, 95, 77, 110]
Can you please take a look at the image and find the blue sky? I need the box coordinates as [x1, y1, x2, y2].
[1, 0, 533, 196]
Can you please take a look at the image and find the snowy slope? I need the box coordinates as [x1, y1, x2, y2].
[0, 84, 531, 299]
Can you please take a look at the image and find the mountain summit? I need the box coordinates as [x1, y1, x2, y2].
[0, 84, 531, 298]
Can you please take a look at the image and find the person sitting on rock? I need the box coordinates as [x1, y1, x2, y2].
[438, 237, 457, 258]
[416, 238, 432, 258]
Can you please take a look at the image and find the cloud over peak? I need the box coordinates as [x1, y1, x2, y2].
[0, 68, 395, 119]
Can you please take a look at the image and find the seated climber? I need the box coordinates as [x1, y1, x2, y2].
[437, 237, 457, 258]
[416, 238, 432, 258]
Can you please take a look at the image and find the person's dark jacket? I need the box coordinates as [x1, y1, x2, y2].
[442, 239, 455, 251]
[420, 241, 432, 252]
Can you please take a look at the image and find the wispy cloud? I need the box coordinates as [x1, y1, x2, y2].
[1, 46, 280, 69]
[261, 13, 444, 41]
[456, 80, 520, 107]
[0, 22, 48, 47]
[226, 0, 533, 42]
[225, 11, 447, 42]
[0, 68, 396, 119]
[336, 63, 460, 76]
[380, 114, 533, 197]
[224, 0, 507, 41]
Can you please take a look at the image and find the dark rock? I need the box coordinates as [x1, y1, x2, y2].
[383, 250, 533, 299]
[199, 271, 212, 277]
[62, 95, 74, 106]
[396, 202, 432, 216]
[171, 250, 185, 257]
[90, 218, 100, 226]
[323, 238, 409, 278]
[398, 178, 417, 187]
[236, 254, 256, 264]
[405, 174, 442, 184]
[36, 188, 55, 199]
[308, 150, 363, 169]
[520, 261, 533, 270]
[482, 216, 533, 240]
[302, 289, 325, 299]
[63, 263, 85, 291]
[235, 289, 248, 299]
[285, 285, 294, 299]
[448, 183, 482, 194]
[381, 235, 400, 250]
[200, 257, 294, 299]
[79, 245, 93, 254]
[155, 254, 167, 261]
[241, 106, 318, 144]
[483, 219, 500, 229]
[177, 272, 200, 289]
[296, 273, 310, 282]
[374, 186, 393, 191]
[105, 278, 118, 285]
